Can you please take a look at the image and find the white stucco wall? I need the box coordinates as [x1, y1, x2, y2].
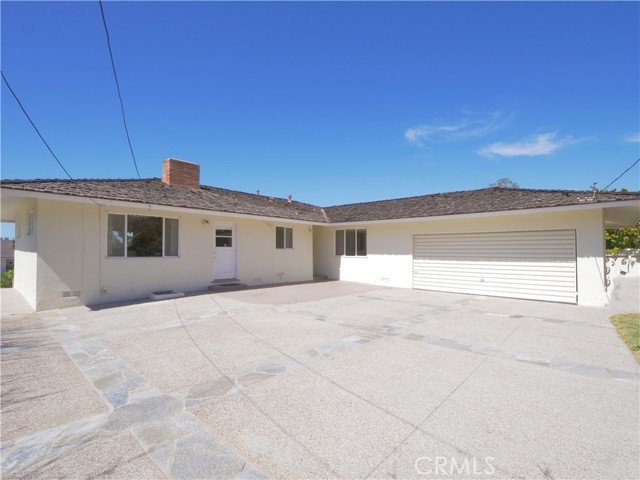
[314, 208, 608, 306]
[36, 200, 101, 310]
[17, 199, 313, 310]
[236, 220, 313, 286]
[12, 199, 38, 309]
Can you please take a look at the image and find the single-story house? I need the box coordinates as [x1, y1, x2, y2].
[1, 158, 639, 311]
[1, 238, 14, 274]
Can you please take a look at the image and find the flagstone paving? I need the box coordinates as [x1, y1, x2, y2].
[1, 279, 638, 479]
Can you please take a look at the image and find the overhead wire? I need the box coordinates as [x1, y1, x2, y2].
[2, 71, 73, 180]
[1, 71, 103, 207]
[98, 0, 142, 179]
[601, 158, 640, 191]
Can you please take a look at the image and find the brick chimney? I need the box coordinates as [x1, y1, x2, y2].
[162, 158, 200, 190]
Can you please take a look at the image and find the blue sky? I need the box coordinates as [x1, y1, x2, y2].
[2, 1, 639, 224]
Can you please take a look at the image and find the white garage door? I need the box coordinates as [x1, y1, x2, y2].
[413, 230, 577, 304]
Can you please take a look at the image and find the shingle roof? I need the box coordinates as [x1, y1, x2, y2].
[324, 187, 640, 223]
[0, 178, 327, 223]
[1, 179, 638, 224]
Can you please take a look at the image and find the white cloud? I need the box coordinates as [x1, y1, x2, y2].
[477, 131, 579, 158]
[405, 111, 507, 146]
[624, 133, 640, 143]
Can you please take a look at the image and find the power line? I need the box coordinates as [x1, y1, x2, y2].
[98, 0, 141, 179]
[1, 71, 73, 180]
[602, 158, 640, 191]
[2, 71, 103, 206]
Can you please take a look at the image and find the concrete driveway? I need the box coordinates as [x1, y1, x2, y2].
[1, 280, 638, 479]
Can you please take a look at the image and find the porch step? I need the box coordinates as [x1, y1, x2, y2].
[208, 279, 248, 293]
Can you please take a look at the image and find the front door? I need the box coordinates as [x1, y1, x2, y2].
[214, 224, 236, 280]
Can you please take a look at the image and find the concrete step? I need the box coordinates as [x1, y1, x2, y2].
[208, 281, 248, 293]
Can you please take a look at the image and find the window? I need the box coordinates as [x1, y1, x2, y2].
[276, 226, 293, 249]
[107, 214, 179, 257]
[335, 230, 344, 256]
[216, 229, 233, 247]
[108, 214, 125, 257]
[335, 229, 367, 256]
[165, 218, 179, 256]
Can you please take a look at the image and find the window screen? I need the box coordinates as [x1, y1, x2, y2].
[357, 229, 367, 256]
[335, 230, 345, 255]
[345, 229, 356, 256]
[164, 218, 179, 256]
[276, 227, 293, 249]
[335, 229, 366, 257]
[108, 214, 125, 257]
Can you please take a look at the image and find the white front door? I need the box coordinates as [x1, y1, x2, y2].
[214, 224, 236, 280]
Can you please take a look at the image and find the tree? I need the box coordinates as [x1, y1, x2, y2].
[490, 178, 519, 189]
[606, 221, 640, 254]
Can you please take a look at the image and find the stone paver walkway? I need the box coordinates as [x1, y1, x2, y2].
[1, 279, 639, 479]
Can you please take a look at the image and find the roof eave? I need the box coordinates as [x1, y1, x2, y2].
[325, 199, 640, 226]
[0, 187, 324, 225]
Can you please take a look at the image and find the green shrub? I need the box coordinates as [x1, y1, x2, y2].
[606, 221, 640, 255]
[1, 269, 14, 288]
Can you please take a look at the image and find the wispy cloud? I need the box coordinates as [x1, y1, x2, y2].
[478, 131, 581, 158]
[624, 132, 640, 143]
[405, 111, 508, 146]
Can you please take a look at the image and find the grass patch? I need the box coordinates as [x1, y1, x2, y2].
[610, 313, 640, 363]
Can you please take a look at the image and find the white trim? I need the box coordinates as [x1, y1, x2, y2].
[0, 189, 318, 225]
[328, 199, 640, 227]
[2, 187, 639, 227]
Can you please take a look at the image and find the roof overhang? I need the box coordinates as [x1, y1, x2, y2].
[0, 188, 320, 226]
[2, 187, 639, 227]
[326, 199, 640, 227]
[603, 205, 640, 228]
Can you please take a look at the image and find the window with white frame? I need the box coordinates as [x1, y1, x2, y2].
[107, 214, 179, 257]
[335, 229, 366, 256]
[275, 226, 293, 249]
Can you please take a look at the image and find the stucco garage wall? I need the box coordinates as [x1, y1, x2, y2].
[316, 208, 608, 306]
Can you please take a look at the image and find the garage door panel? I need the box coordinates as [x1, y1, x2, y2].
[413, 275, 577, 290]
[415, 231, 576, 240]
[419, 285, 576, 302]
[413, 230, 577, 304]
[413, 272, 576, 286]
[414, 262, 576, 276]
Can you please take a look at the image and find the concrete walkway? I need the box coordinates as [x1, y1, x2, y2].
[0, 288, 34, 315]
[1, 280, 638, 479]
